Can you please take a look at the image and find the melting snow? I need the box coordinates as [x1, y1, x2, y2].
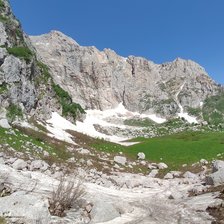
[45, 103, 166, 145]
[175, 82, 198, 124]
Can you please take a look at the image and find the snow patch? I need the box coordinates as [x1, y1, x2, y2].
[177, 112, 198, 124]
[175, 82, 198, 124]
[45, 103, 165, 146]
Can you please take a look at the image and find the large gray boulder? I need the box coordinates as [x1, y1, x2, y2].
[0, 191, 51, 224]
[114, 156, 127, 166]
[212, 160, 224, 172]
[206, 168, 224, 186]
[206, 160, 224, 186]
[90, 200, 120, 223]
[30, 160, 49, 171]
[12, 159, 28, 170]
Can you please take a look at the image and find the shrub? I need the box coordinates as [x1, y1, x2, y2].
[0, 82, 7, 94]
[0, 217, 6, 224]
[0, 0, 4, 8]
[6, 104, 23, 122]
[49, 178, 85, 217]
[53, 83, 85, 120]
[7, 47, 33, 62]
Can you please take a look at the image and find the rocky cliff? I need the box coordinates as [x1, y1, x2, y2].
[0, 0, 85, 123]
[30, 31, 220, 118]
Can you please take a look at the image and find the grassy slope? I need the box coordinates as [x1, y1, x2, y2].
[91, 131, 224, 169]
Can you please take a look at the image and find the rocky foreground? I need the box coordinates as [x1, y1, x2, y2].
[0, 151, 224, 224]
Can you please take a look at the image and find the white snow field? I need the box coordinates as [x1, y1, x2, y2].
[46, 103, 166, 145]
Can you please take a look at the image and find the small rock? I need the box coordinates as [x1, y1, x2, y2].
[148, 169, 159, 177]
[137, 152, 145, 160]
[114, 156, 127, 166]
[164, 173, 173, 179]
[87, 160, 93, 166]
[30, 160, 49, 171]
[0, 118, 11, 129]
[157, 162, 168, 169]
[43, 151, 49, 157]
[12, 159, 28, 170]
[79, 148, 90, 154]
[183, 171, 198, 180]
[200, 159, 208, 165]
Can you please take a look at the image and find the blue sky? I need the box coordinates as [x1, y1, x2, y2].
[10, 0, 224, 84]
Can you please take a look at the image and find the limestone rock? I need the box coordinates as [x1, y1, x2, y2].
[0, 191, 51, 224]
[157, 162, 168, 169]
[114, 156, 127, 166]
[0, 118, 11, 129]
[137, 152, 145, 160]
[30, 31, 220, 118]
[30, 160, 49, 171]
[212, 160, 224, 173]
[12, 159, 28, 170]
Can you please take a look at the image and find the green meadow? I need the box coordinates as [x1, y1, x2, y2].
[91, 131, 224, 169]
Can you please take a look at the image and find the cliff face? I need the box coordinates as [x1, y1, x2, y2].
[30, 31, 220, 117]
[0, 1, 71, 122]
[0, 0, 37, 115]
[0, 0, 221, 123]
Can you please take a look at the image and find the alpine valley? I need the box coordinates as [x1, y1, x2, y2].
[0, 0, 224, 223]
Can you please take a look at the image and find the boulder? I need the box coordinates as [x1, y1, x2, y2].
[206, 168, 224, 186]
[212, 160, 224, 173]
[157, 162, 168, 169]
[0, 191, 50, 224]
[183, 171, 198, 180]
[30, 160, 49, 171]
[90, 200, 120, 223]
[148, 169, 159, 177]
[164, 173, 173, 179]
[200, 159, 208, 165]
[0, 119, 11, 129]
[12, 159, 28, 170]
[79, 148, 90, 155]
[114, 156, 127, 166]
[137, 152, 145, 160]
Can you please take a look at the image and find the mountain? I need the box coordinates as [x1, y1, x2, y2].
[0, 0, 84, 124]
[1, 1, 224, 224]
[30, 31, 220, 118]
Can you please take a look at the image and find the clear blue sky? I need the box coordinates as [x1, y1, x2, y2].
[10, 0, 224, 84]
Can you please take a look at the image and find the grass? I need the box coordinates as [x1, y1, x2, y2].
[7, 47, 33, 62]
[0, 217, 6, 224]
[202, 92, 224, 125]
[36, 61, 51, 84]
[0, 82, 7, 94]
[6, 104, 23, 122]
[0, 125, 71, 163]
[91, 131, 224, 170]
[124, 118, 155, 127]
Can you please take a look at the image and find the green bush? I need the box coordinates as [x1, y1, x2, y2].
[36, 61, 51, 83]
[187, 107, 201, 117]
[7, 47, 33, 62]
[0, 82, 7, 94]
[7, 104, 23, 121]
[53, 84, 85, 120]
[0, 0, 4, 8]
[202, 93, 224, 125]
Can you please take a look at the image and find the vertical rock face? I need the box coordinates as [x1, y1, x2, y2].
[0, 0, 62, 121]
[30, 31, 220, 117]
[0, 0, 37, 114]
